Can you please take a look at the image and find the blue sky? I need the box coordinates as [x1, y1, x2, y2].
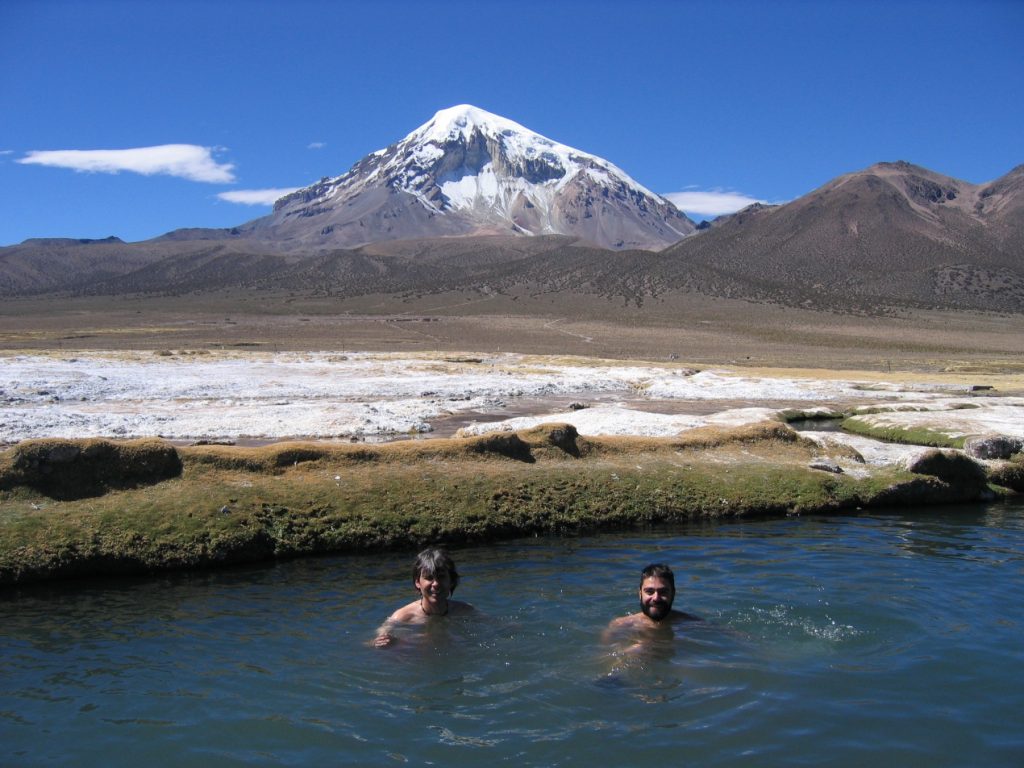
[1, 0, 1021, 245]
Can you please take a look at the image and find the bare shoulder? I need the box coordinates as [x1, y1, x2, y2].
[605, 610, 699, 634]
[606, 613, 642, 631]
[388, 600, 423, 623]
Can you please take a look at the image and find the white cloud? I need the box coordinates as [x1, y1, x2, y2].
[307, 141, 326, 150]
[17, 144, 235, 183]
[217, 188, 300, 206]
[664, 189, 770, 217]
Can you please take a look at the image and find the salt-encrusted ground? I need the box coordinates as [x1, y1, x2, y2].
[3, 351, 1023, 469]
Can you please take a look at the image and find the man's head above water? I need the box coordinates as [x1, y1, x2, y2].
[638, 563, 676, 622]
[601, 561, 699, 645]
[372, 547, 474, 649]
[640, 563, 675, 591]
[413, 547, 460, 596]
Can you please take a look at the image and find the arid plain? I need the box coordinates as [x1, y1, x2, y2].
[4, 289, 1024, 377]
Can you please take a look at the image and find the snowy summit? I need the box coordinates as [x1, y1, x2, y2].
[241, 105, 695, 250]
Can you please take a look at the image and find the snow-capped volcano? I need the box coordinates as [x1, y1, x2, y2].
[241, 105, 695, 251]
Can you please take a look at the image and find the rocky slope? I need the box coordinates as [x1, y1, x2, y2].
[235, 104, 696, 251]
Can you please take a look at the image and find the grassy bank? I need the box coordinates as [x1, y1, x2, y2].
[0, 422, 1006, 586]
[841, 415, 968, 448]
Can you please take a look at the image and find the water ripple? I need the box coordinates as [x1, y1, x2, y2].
[2, 503, 1023, 766]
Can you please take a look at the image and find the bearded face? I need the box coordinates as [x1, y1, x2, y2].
[639, 575, 674, 621]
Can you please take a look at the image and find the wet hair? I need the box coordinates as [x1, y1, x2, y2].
[413, 547, 459, 595]
[640, 563, 675, 592]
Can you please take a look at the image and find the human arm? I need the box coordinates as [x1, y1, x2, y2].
[373, 622, 398, 648]
[370, 605, 412, 648]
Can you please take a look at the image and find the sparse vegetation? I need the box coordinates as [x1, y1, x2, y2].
[3, 287, 1024, 378]
[988, 454, 1024, 492]
[841, 416, 967, 448]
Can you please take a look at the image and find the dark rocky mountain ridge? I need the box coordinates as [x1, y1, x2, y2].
[2, 161, 1021, 314]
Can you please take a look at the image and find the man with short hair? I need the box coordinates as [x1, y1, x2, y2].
[373, 547, 474, 648]
[603, 563, 700, 643]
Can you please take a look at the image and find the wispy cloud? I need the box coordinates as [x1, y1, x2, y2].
[217, 188, 300, 206]
[307, 141, 326, 150]
[17, 144, 235, 183]
[664, 189, 773, 217]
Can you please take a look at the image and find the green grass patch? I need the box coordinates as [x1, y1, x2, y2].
[0, 423, 990, 586]
[841, 417, 966, 448]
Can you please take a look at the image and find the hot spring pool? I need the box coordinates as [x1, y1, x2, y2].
[2, 500, 1022, 766]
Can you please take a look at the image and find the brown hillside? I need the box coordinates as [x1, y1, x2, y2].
[660, 162, 1024, 312]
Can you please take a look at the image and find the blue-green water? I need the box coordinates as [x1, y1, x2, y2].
[2, 501, 1023, 766]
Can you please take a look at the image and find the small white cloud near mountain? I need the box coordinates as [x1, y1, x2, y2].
[218, 188, 301, 205]
[17, 144, 235, 183]
[664, 189, 768, 217]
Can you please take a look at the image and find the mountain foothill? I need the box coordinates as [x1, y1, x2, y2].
[2, 106, 1021, 316]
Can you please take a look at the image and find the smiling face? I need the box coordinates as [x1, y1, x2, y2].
[638, 575, 675, 621]
[415, 567, 453, 614]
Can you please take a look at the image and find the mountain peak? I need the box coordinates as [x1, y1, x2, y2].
[411, 105, 569, 162]
[865, 160, 944, 178]
[416, 104, 530, 142]
[245, 106, 695, 251]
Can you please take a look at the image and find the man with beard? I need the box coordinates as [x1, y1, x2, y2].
[603, 563, 700, 643]
[599, 564, 704, 689]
